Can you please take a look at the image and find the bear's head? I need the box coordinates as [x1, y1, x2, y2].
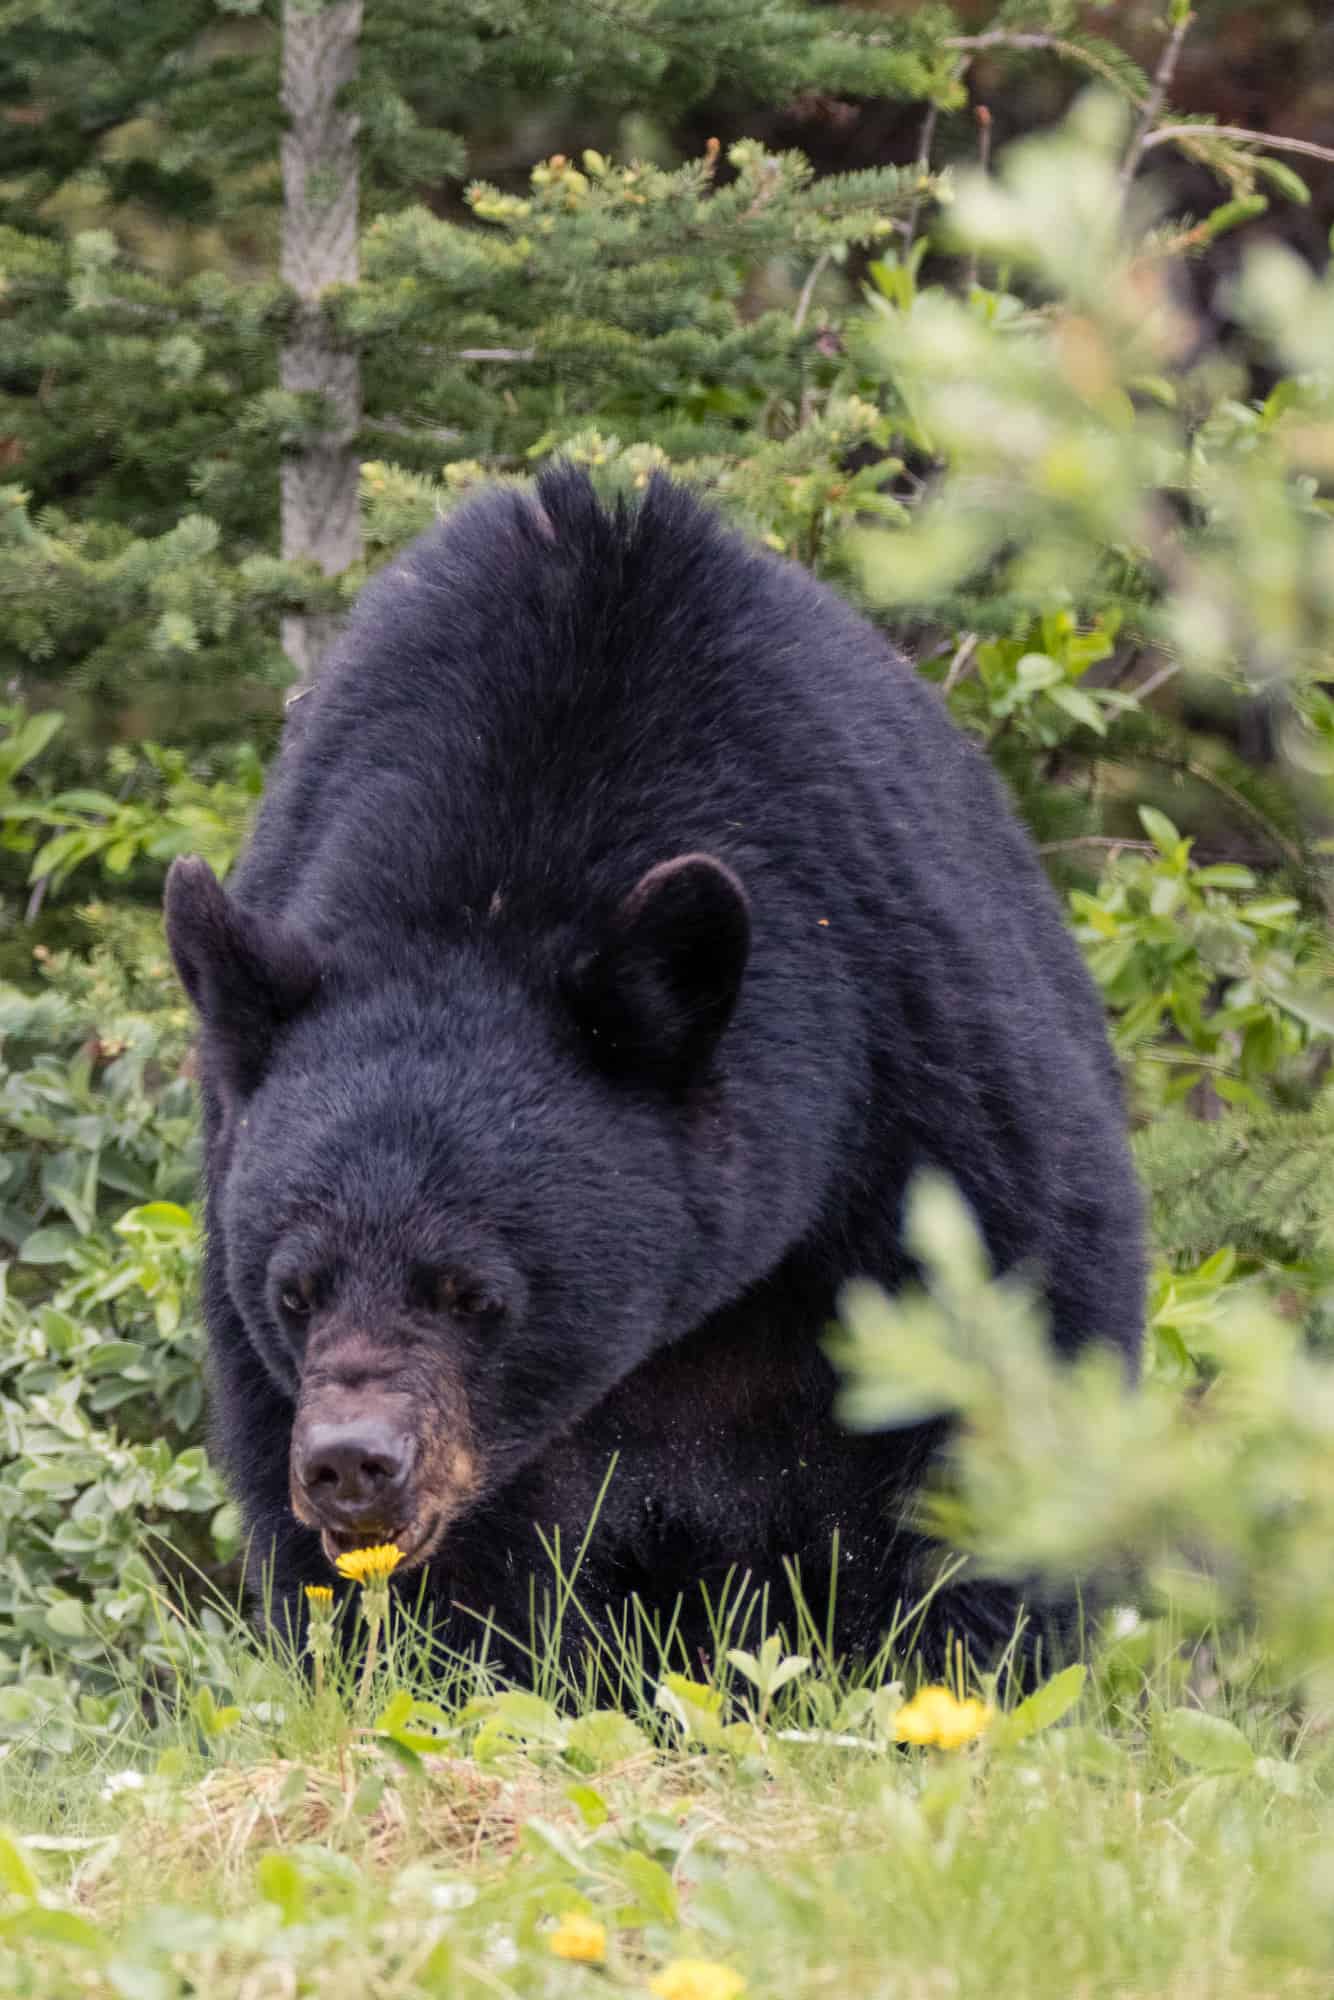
[165, 853, 751, 1573]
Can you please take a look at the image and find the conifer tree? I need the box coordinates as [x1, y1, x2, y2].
[0, 0, 953, 731]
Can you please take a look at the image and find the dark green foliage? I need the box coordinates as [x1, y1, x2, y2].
[352, 144, 917, 472]
[1136, 1099, 1334, 1278]
[0, 2, 948, 745]
[0, 927, 229, 1716]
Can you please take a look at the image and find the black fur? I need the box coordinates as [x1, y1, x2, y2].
[167, 468, 1143, 1675]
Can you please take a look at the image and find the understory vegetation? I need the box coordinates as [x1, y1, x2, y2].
[1, 1, 1332, 1992]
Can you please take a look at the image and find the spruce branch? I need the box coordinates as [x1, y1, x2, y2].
[1140, 125, 1334, 170]
[945, 32, 1148, 102]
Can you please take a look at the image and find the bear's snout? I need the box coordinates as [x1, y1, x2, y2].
[294, 1416, 415, 1534]
[288, 1348, 482, 1574]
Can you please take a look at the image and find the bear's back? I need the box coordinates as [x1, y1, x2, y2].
[234, 469, 962, 940]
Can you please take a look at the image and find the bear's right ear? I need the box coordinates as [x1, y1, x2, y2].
[165, 857, 320, 1100]
[567, 853, 750, 1088]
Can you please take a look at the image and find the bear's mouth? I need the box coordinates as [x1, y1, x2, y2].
[319, 1511, 449, 1576]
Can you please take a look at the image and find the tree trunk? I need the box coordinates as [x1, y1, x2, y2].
[280, 0, 363, 694]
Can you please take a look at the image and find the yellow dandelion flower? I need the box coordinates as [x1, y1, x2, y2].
[893, 1685, 994, 1750]
[649, 1960, 745, 2000]
[548, 1911, 607, 1964]
[304, 1581, 336, 1692]
[333, 1542, 404, 1586]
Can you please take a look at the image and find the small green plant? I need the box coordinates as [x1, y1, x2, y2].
[1071, 804, 1332, 1109]
[0, 710, 259, 900]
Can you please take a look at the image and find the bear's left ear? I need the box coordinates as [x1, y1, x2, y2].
[568, 854, 750, 1087]
[165, 856, 320, 1100]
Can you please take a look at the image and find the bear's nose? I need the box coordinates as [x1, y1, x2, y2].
[295, 1420, 414, 1528]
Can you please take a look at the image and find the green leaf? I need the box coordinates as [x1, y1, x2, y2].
[564, 1710, 651, 1772]
[84, 1342, 145, 1377]
[1253, 156, 1310, 207]
[1238, 898, 1299, 928]
[1161, 1708, 1255, 1775]
[193, 1688, 241, 1741]
[115, 1202, 194, 1239]
[661, 1675, 723, 1715]
[1191, 865, 1256, 890]
[256, 1851, 306, 1924]
[0, 1906, 105, 1951]
[1047, 685, 1108, 734]
[1212, 1074, 1264, 1109]
[1194, 1247, 1237, 1284]
[375, 1691, 457, 1755]
[0, 1829, 38, 1901]
[998, 1664, 1086, 1744]
[377, 1736, 424, 1775]
[45, 1598, 88, 1640]
[1137, 806, 1182, 856]
[18, 1225, 80, 1266]
[0, 710, 63, 780]
[1196, 195, 1268, 243]
[1269, 984, 1334, 1037]
[609, 1846, 679, 1923]
[565, 1783, 609, 1828]
[1014, 651, 1063, 688]
[519, 1816, 585, 1871]
[466, 1689, 567, 1762]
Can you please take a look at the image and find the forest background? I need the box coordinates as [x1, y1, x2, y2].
[0, 6, 1332, 1992]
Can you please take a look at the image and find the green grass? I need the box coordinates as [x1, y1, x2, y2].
[2, 1577, 1332, 2000]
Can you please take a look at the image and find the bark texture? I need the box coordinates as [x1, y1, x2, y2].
[280, 0, 363, 692]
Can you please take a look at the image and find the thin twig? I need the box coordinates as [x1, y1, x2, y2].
[1038, 836, 1156, 855]
[793, 250, 833, 336]
[964, 106, 992, 293]
[1139, 1048, 1243, 1076]
[1127, 748, 1315, 889]
[1128, 658, 1181, 705]
[1140, 124, 1334, 169]
[943, 631, 980, 694]
[1120, 10, 1194, 192]
[363, 416, 461, 444]
[453, 346, 538, 362]
[903, 101, 939, 251]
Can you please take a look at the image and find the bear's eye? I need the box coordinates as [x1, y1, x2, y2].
[279, 1280, 318, 1322]
[410, 1265, 503, 1321]
[453, 1285, 503, 1322]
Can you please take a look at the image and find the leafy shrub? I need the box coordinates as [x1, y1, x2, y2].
[0, 706, 258, 905]
[1073, 805, 1331, 1112]
[0, 925, 233, 1744]
[834, 1171, 1334, 1701]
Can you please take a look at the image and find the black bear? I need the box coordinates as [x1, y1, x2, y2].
[166, 468, 1142, 1678]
